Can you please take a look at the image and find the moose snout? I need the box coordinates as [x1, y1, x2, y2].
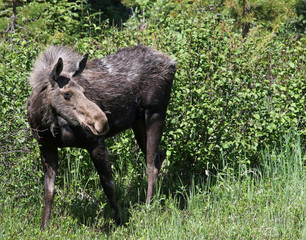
[92, 117, 109, 135]
[78, 101, 109, 136]
[84, 110, 109, 136]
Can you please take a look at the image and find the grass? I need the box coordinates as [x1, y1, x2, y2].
[0, 134, 304, 239]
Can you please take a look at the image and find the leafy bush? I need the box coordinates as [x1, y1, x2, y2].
[0, 0, 304, 192]
[110, 2, 305, 177]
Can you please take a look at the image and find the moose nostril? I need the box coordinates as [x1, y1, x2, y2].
[93, 120, 108, 135]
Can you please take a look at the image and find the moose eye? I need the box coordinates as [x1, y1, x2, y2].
[63, 92, 71, 100]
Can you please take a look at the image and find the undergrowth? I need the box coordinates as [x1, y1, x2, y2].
[0, 133, 304, 239]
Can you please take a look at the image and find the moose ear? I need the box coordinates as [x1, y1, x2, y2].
[50, 58, 63, 86]
[72, 53, 88, 77]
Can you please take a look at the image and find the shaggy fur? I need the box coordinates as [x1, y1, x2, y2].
[29, 46, 82, 93]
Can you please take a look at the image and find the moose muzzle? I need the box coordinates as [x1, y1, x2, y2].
[77, 100, 109, 136]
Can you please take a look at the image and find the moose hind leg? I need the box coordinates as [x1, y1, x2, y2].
[88, 143, 119, 223]
[145, 110, 165, 204]
[132, 119, 147, 154]
[40, 146, 59, 230]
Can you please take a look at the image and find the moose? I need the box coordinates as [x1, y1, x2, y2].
[27, 44, 176, 229]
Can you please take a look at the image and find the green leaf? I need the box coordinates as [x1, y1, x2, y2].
[254, 114, 260, 120]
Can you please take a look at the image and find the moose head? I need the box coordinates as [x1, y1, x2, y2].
[48, 54, 109, 136]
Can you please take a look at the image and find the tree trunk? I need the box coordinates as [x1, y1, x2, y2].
[241, 0, 251, 38]
[6, 0, 17, 33]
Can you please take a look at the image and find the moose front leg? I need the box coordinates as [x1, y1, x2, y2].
[88, 141, 119, 224]
[40, 145, 58, 230]
[145, 110, 165, 204]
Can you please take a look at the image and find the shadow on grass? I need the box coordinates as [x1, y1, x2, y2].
[67, 176, 148, 231]
[67, 171, 212, 233]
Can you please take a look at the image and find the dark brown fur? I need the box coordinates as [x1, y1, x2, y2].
[27, 45, 176, 229]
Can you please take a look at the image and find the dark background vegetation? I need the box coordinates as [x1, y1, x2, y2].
[0, 0, 305, 233]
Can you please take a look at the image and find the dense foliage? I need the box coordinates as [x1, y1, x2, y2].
[0, 0, 305, 237]
[1, 0, 304, 175]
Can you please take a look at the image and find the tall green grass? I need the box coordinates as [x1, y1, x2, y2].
[0, 134, 304, 239]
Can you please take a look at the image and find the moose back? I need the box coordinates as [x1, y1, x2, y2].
[27, 45, 176, 229]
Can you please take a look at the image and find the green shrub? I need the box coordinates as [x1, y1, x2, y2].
[0, 0, 304, 189]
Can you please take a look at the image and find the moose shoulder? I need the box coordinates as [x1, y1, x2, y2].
[27, 45, 176, 230]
